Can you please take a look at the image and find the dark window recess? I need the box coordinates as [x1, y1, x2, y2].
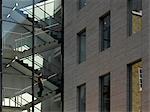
[77, 29, 86, 64]
[100, 12, 111, 51]
[77, 84, 86, 112]
[79, 0, 87, 9]
[100, 74, 110, 112]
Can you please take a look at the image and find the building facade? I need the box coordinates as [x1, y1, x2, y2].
[64, 0, 150, 112]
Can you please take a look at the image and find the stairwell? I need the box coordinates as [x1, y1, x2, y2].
[2, 0, 62, 111]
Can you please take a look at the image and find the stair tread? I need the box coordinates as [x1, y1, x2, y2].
[16, 59, 39, 74]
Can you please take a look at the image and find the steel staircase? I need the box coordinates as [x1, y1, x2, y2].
[16, 2, 62, 42]
[2, 0, 62, 111]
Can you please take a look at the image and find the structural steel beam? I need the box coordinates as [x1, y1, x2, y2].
[0, 0, 2, 111]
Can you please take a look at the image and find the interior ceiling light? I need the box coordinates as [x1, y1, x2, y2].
[6, 64, 10, 68]
[12, 56, 18, 63]
[15, 56, 18, 60]
[6, 3, 19, 18]
[6, 14, 10, 18]
[15, 3, 19, 7]
[12, 7, 16, 11]
[12, 3, 18, 11]
[12, 59, 16, 63]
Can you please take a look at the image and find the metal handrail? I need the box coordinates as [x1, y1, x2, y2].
[15, 38, 61, 72]
[19, 44, 60, 71]
[35, 3, 61, 24]
[23, 9, 41, 21]
[10, 17, 46, 44]
[22, 56, 43, 68]
[9, 97, 22, 107]
[3, 97, 41, 111]
[17, 8, 60, 41]
[35, 4, 53, 18]
[21, 56, 57, 76]
[21, 6, 56, 27]
[17, 95, 41, 111]
[20, 1, 54, 12]
[9, 95, 41, 111]
[20, 1, 54, 18]
[20, 0, 61, 25]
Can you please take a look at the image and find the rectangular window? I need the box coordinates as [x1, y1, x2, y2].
[77, 84, 86, 112]
[77, 29, 86, 64]
[79, 0, 87, 9]
[128, 0, 142, 35]
[128, 60, 142, 112]
[100, 73, 110, 112]
[100, 12, 111, 51]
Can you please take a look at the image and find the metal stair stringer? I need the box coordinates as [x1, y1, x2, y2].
[17, 41, 61, 59]
[10, 60, 58, 92]
[15, 9, 59, 43]
[15, 7, 62, 42]
[2, 106, 22, 112]
[20, 91, 55, 110]
[3, 48, 22, 59]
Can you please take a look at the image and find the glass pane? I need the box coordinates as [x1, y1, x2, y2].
[132, 14, 142, 33]
[78, 84, 86, 112]
[101, 74, 110, 112]
[54, 0, 61, 12]
[101, 13, 110, 51]
[46, 0, 55, 17]
[103, 16, 110, 29]
[130, 61, 142, 112]
[79, 0, 87, 9]
[78, 30, 86, 63]
[103, 40, 110, 49]
[132, 0, 142, 11]
[2, 0, 62, 111]
[128, 0, 142, 35]
[79, 37, 86, 63]
[103, 30, 110, 40]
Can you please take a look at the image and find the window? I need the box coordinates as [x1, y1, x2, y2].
[128, 0, 142, 35]
[77, 84, 86, 112]
[77, 29, 86, 63]
[128, 61, 142, 112]
[100, 12, 111, 51]
[79, 0, 87, 9]
[100, 73, 110, 112]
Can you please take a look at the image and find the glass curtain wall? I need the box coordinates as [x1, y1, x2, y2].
[1, 0, 62, 112]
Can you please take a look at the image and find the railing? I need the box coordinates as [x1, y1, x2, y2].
[20, 53, 60, 76]
[20, 54, 44, 71]
[3, 93, 41, 111]
[14, 30, 51, 52]
[3, 0, 61, 52]
[2, 31, 22, 50]
[54, 0, 61, 14]
[2, 31, 33, 52]
[20, 0, 56, 24]
[2, 30, 61, 75]
[2, 31, 30, 52]
[17, 0, 61, 34]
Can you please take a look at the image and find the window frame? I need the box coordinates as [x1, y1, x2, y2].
[79, 0, 87, 9]
[77, 83, 86, 112]
[127, 59, 142, 112]
[77, 28, 86, 64]
[127, 0, 142, 36]
[99, 73, 110, 112]
[99, 11, 111, 51]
